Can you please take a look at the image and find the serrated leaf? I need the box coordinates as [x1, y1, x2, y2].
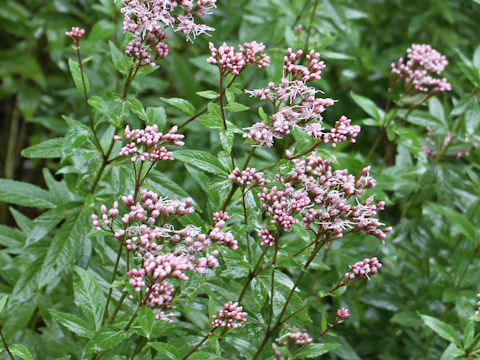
[0, 179, 55, 208]
[138, 306, 155, 339]
[351, 92, 385, 124]
[160, 97, 195, 116]
[25, 207, 65, 247]
[197, 90, 219, 99]
[224, 102, 249, 112]
[39, 208, 88, 287]
[84, 326, 131, 356]
[49, 309, 92, 338]
[9, 344, 33, 360]
[68, 58, 89, 95]
[295, 343, 341, 358]
[420, 314, 461, 347]
[73, 266, 106, 331]
[147, 342, 178, 359]
[22, 138, 64, 158]
[173, 150, 228, 175]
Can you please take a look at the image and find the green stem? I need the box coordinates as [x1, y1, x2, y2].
[0, 328, 14, 360]
[109, 291, 128, 324]
[241, 189, 252, 264]
[182, 328, 217, 360]
[76, 41, 103, 156]
[304, 0, 319, 52]
[101, 244, 124, 326]
[125, 304, 141, 331]
[178, 76, 237, 130]
[267, 241, 279, 331]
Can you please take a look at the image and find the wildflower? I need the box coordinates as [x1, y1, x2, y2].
[344, 257, 382, 280]
[228, 167, 269, 187]
[211, 301, 248, 328]
[337, 307, 350, 320]
[391, 44, 451, 93]
[289, 330, 312, 345]
[65, 27, 85, 42]
[207, 41, 270, 76]
[244, 48, 357, 148]
[115, 124, 184, 163]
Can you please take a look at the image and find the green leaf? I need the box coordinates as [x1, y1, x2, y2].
[390, 311, 422, 327]
[0, 179, 55, 208]
[87, 95, 109, 115]
[160, 97, 195, 116]
[291, 126, 316, 156]
[197, 90, 219, 99]
[109, 41, 130, 74]
[440, 343, 464, 360]
[224, 102, 249, 112]
[426, 203, 477, 242]
[138, 306, 155, 339]
[420, 314, 462, 347]
[49, 309, 92, 338]
[295, 343, 341, 358]
[84, 326, 131, 356]
[351, 92, 385, 124]
[321, 312, 327, 331]
[88, 20, 115, 44]
[25, 207, 65, 247]
[73, 266, 106, 331]
[146, 107, 166, 128]
[0, 295, 8, 313]
[22, 138, 64, 158]
[173, 150, 228, 175]
[39, 208, 88, 287]
[68, 58, 89, 95]
[9, 344, 33, 360]
[147, 342, 178, 359]
[395, 128, 422, 154]
[258, 107, 268, 122]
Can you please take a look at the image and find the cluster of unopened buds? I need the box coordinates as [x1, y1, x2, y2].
[65, 26, 85, 42]
[207, 41, 270, 76]
[228, 167, 269, 188]
[337, 307, 350, 320]
[244, 48, 359, 148]
[91, 189, 238, 322]
[423, 126, 470, 159]
[211, 301, 248, 328]
[120, 0, 216, 65]
[344, 257, 382, 280]
[391, 44, 451, 93]
[258, 154, 392, 241]
[258, 227, 276, 246]
[114, 124, 184, 163]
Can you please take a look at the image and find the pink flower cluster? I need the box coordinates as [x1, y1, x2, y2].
[344, 257, 382, 280]
[207, 41, 270, 76]
[65, 26, 85, 42]
[244, 48, 358, 147]
[258, 227, 276, 246]
[228, 167, 269, 188]
[115, 124, 184, 163]
[391, 44, 451, 93]
[307, 115, 361, 147]
[337, 307, 350, 320]
[120, 0, 215, 65]
[211, 301, 248, 328]
[289, 330, 312, 345]
[92, 190, 237, 322]
[259, 154, 392, 241]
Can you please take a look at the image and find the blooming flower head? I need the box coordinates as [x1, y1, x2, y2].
[391, 44, 451, 93]
[244, 48, 358, 148]
[207, 41, 270, 76]
[92, 194, 236, 322]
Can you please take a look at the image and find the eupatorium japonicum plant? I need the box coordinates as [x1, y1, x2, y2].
[0, 2, 412, 360]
